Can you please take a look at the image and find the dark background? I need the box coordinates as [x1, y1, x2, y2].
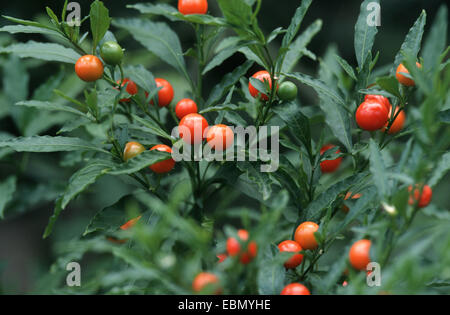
[0, 0, 448, 293]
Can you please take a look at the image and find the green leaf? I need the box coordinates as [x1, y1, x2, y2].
[83, 204, 127, 236]
[217, 0, 253, 29]
[272, 101, 311, 155]
[369, 139, 387, 198]
[2, 15, 56, 30]
[90, 0, 111, 51]
[285, 73, 351, 151]
[257, 262, 285, 295]
[334, 54, 357, 80]
[318, 95, 352, 153]
[422, 5, 448, 70]
[331, 186, 377, 236]
[0, 176, 16, 219]
[285, 72, 347, 109]
[391, 10, 427, 75]
[303, 173, 368, 221]
[113, 18, 189, 83]
[46, 7, 59, 24]
[428, 151, 450, 188]
[0, 136, 108, 153]
[128, 3, 226, 26]
[43, 197, 63, 238]
[280, 20, 321, 74]
[61, 160, 114, 209]
[0, 25, 67, 42]
[16, 100, 91, 119]
[354, 0, 379, 69]
[237, 162, 272, 201]
[203, 40, 255, 75]
[126, 65, 157, 96]
[43, 160, 115, 238]
[199, 104, 239, 114]
[280, 0, 313, 48]
[205, 60, 253, 108]
[0, 41, 80, 64]
[109, 150, 172, 175]
[375, 76, 401, 99]
[131, 115, 172, 140]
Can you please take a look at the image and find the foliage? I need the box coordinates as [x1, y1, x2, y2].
[0, 0, 449, 295]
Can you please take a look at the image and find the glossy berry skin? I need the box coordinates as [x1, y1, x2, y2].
[281, 283, 311, 295]
[383, 106, 406, 134]
[120, 215, 142, 230]
[175, 98, 198, 119]
[116, 78, 138, 102]
[356, 100, 389, 131]
[178, 0, 208, 15]
[278, 240, 303, 269]
[248, 70, 272, 101]
[320, 144, 343, 173]
[226, 229, 258, 264]
[100, 41, 123, 65]
[396, 62, 421, 87]
[124, 141, 145, 161]
[149, 144, 175, 174]
[149, 78, 174, 107]
[192, 272, 220, 294]
[294, 222, 319, 250]
[408, 184, 432, 208]
[75, 55, 104, 82]
[278, 81, 297, 101]
[179, 113, 209, 145]
[364, 94, 391, 111]
[349, 239, 371, 270]
[206, 124, 234, 151]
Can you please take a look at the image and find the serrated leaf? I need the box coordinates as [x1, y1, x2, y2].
[257, 262, 285, 295]
[281, 0, 312, 48]
[285, 72, 347, 108]
[272, 101, 311, 155]
[354, 0, 379, 69]
[330, 186, 377, 237]
[128, 3, 226, 26]
[126, 65, 157, 96]
[61, 160, 114, 209]
[237, 162, 272, 201]
[391, 10, 427, 74]
[203, 40, 255, 75]
[280, 20, 322, 74]
[0, 136, 108, 153]
[199, 104, 239, 114]
[0, 41, 80, 64]
[131, 115, 172, 140]
[0, 25, 67, 42]
[16, 100, 91, 119]
[205, 60, 253, 108]
[83, 204, 126, 236]
[113, 18, 189, 83]
[303, 173, 368, 221]
[109, 149, 172, 175]
[334, 54, 357, 80]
